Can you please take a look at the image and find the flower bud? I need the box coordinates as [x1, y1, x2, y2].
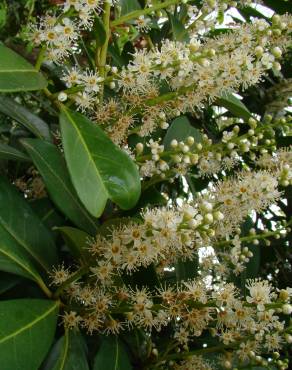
[214, 211, 224, 221]
[58, 92, 68, 102]
[187, 136, 195, 146]
[285, 334, 292, 343]
[171, 139, 178, 148]
[204, 213, 214, 224]
[136, 142, 144, 154]
[282, 304, 292, 315]
[201, 201, 213, 212]
[190, 154, 199, 164]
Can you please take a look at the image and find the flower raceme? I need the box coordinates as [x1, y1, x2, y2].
[51, 169, 290, 353]
[17, 1, 292, 369]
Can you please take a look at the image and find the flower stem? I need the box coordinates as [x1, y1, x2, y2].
[96, 1, 111, 76]
[35, 46, 47, 71]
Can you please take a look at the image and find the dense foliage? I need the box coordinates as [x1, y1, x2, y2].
[0, 0, 291, 369]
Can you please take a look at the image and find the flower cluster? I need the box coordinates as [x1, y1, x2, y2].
[136, 116, 291, 182]
[21, 1, 292, 368]
[61, 68, 104, 111]
[258, 147, 292, 187]
[59, 275, 292, 369]
[108, 14, 292, 138]
[212, 170, 281, 236]
[26, 0, 107, 62]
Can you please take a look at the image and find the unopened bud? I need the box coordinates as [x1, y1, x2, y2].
[58, 92, 68, 102]
[282, 304, 292, 315]
[136, 142, 144, 154]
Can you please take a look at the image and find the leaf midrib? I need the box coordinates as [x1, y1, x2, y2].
[59, 331, 69, 370]
[0, 301, 58, 344]
[0, 214, 49, 272]
[62, 108, 108, 196]
[114, 338, 119, 370]
[0, 246, 40, 283]
[23, 141, 97, 230]
[0, 69, 38, 73]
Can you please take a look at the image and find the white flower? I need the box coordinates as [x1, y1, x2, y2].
[246, 279, 274, 311]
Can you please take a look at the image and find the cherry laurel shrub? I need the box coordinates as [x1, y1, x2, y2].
[0, 0, 291, 369]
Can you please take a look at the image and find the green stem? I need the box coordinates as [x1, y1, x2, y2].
[97, 1, 111, 75]
[111, 0, 181, 27]
[164, 343, 230, 361]
[35, 46, 47, 71]
[215, 218, 292, 248]
[95, 1, 111, 102]
[37, 278, 53, 298]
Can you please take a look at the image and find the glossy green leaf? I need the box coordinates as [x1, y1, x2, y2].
[0, 2, 7, 30]
[0, 44, 47, 92]
[216, 93, 252, 121]
[93, 336, 132, 370]
[138, 186, 167, 208]
[163, 116, 202, 150]
[262, 0, 290, 14]
[0, 176, 57, 276]
[120, 0, 141, 15]
[169, 14, 189, 42]
[55, 226, 90, 263]
[30, 198, 65, 232]
[60, 108, 141, 218]
[238, 6, 270, 21]
[175, 258, 199, 282]
[21, 139, 98, 235]
[0, 232, 45, 283]
[0, 272, 21, 294]
[0, 143, 30, 162]
[93, 17, 107, 47]
[0, 299, 58, 370]
[43, 332, 89, 370]
[0, 95, 51, 140]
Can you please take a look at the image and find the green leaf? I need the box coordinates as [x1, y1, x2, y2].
[169, 14, 189, 42]
[30, 198, 65, 231]
[0, 2, 7, 30]
[93, 336, 132, 370]
[0, 44, 47, 92]
[216, 93, 252, 121]
[175, 258, 199, 282]
[120, 0, 141, 15]
[138, 186, 167, 208]
[0, 143, 30, 162]
[0, 95, 51, 140]
[262, 0, 291, 14]
[238, 6, 270, 22]
[163, 116, 202, 150]
[60, 108, 141, 218]
[0, 176, 57, 278]
[0, 299, 58, 370]
[93, 17, 107, 47]
[42, 332, 89, 370]
[0, 272, 21, 295]
[55, 226, 90, 263]
[21, 139, 98, 235]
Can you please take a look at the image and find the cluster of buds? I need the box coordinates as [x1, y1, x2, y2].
[136, 115, 291, 181]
